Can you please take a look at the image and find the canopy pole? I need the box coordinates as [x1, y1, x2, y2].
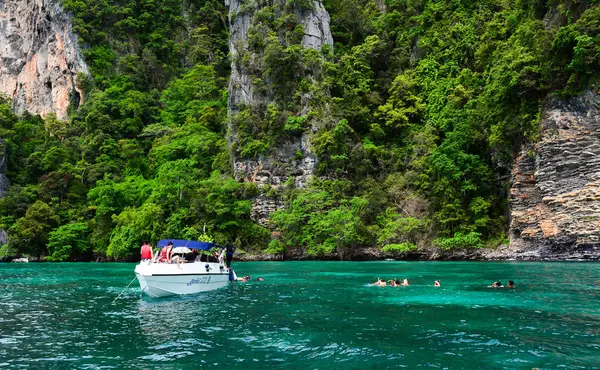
[112, 276, 137, 304]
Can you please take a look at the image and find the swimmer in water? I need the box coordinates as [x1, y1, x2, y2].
[372, 279, 386, 287]
[488, 281, 504, 288]
[236, 274, 251, 282]
[434, 280, 440, 287]
[257, 277, 264, 281]
[401, 279, 409, 286]
[507, 280, 514, 288]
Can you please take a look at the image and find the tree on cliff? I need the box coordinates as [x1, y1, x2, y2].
[11, 201, 59, 259]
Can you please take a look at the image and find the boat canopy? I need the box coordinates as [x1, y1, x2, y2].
[157, 239, 220, 251]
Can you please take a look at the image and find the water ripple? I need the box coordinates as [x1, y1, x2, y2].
[1, 261, 600, 369]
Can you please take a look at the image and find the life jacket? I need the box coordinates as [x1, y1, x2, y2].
[141, 244, 152, 259]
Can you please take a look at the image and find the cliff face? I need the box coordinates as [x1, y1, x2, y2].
[0, 0, 88, 121]
[507, 90, 600, 260]
[225, 0, 333, 225]
[0, 0, 87, 246]
[226, 0, 333, 110]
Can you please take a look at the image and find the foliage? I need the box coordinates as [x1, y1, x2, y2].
[381, 243, 417, 254]
[47, 223, 89, 261]
[435, 232, 485, 250]
[2, 0, 600, 260]
[11, 201, 60, 258]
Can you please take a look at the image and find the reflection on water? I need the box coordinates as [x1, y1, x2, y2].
[1, 261, 600, 369]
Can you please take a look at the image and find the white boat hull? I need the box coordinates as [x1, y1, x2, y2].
[134, 261, 230, 298]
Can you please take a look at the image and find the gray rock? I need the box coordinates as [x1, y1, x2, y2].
[508, 89, 600, 259]
[225, 0, 333, 225]
[0, 0, 89, 121]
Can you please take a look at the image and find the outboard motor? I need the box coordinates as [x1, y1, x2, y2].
[229, 269, 237, 281]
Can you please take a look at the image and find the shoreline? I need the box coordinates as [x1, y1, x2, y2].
[5, 244, 600, 262]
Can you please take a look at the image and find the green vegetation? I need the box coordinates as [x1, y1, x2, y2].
[266, 0, 600, 256]
[0, 0, 262, 261]
[1, 0, 600, 260]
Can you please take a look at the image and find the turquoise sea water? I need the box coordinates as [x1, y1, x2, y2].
[1, 261, 599, 369]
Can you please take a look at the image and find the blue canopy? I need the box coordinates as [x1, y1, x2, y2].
[157, 239, 221, 252]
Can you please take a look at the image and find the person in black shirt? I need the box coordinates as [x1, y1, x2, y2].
[225, 241, 234, 267]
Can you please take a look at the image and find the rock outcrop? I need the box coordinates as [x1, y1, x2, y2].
[226, 0, 332, 110]
[225, 0, 333, 225]
[507, 89, 600, 260]
[0, 0, 88, 121]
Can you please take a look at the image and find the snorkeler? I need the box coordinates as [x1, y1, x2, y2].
[372, 279, 386, 287]
[236, 274, 251, 282]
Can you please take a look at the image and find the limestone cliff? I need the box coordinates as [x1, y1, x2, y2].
[506, 90, 600, 260]
[0, 0, 88, 121]
[225, 0, 333, 225]
[0, 0, 87, 246]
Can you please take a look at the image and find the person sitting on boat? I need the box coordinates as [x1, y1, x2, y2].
[158, 244, 167, 262]
[140, 241, 153, 262]
[171, 254, 183, 269]
[159, 242, 173, 263]
[434, 280, 441, 287]
[184, 251, 196, 263]
[215, 248, 225, 265]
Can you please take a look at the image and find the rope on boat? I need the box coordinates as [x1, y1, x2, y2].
[112, 276, 137, 304]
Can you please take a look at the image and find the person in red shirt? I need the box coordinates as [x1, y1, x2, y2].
[158, 242, 174, 263]
[140, 241, 153, 261]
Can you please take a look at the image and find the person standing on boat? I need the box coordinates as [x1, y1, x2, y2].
[225, 241, 234, 268]
[140, 241, 153, 261]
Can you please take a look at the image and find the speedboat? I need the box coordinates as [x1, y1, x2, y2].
[134, 239, 235, 298]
